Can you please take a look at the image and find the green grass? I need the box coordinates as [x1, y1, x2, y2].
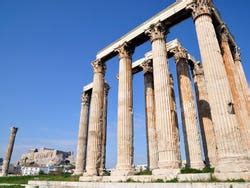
[135, 169, 152, 175]
[0, 174, 80, 185]
[0, 186, 24, 188]
[181, 167, 214, 174]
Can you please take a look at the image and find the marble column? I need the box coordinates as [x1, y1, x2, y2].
[233, 47, 250, 116]
[85, 59, 106, 176]
[220, 28, 250, 155]
[99, 83, 110, 175]
[145, 22, 180, 175]
[112, 42, 134, 176]
[169, 74, 181, 164]
[174, 47, 204, 170]
[75, 92, 91, 175]
[192, 63, 217, 167]
[190, 0, 250, 179]
[141, 60, 158, 170]
[1, 127, 18, 176]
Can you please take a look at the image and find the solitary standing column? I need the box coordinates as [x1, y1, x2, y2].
[74, 92, 91, 175]
[174, 47, 204, 170]
[145, 22, 180, 176]
[85, 60, 106, 176]
[112, 42, 134, 176]
[220, 28, 250, 155]
[190, 0, 250, 180]
[99, 83, 110, 175]
[233, 47, 250, 116]
[192, 63, 217, 167]
[1, 127, 18, 176]
[141, 60, 158, 170]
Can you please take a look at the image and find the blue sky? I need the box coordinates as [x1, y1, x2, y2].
[0, 0, 249, 168]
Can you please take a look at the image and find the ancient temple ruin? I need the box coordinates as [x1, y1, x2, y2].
[75, 0, 250, 181]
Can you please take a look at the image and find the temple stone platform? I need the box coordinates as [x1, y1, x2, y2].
[26, 181, 250, 188]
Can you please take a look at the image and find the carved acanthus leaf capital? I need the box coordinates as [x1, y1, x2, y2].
[92, 59, 106, 74]
[187, 1, 212, 20]
[171, 47, 188, 63]
[219, 24, 230, 43]
[141, 59, 153, 74]
[233, 46, 241, 61]
[115, 42, 134, 59]
[145, 22, 167, 42]
[104, 83, 110, 96]
[81, 92, 90, 105]
[193, 63, 204, 76]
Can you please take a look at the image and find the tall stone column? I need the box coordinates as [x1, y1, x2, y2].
[85, 59, 106, 176]
[190, 0, 250, 180]
[145, 22, 180, 176]
[233, 47, 250, 116]
[99, 83, 110, 175]
[192, 63, 217, 167]
[141, 60, 158, 170]
[174, 47, 204, 170]
[1, 127, 18, 176]
[169, 74, 181, 164]
[112, 42, 134, 176]
[220, 28, 250, 155]
[74, 92, 91, 175]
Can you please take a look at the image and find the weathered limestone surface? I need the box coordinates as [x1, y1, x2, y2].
[233, 48, 250, 116]
[112, 43, 134, 176]
[27, 181, 250, 188]
[191, 0, 250, 179]
[145, 22, 180, 176]
[1, 127, 18, 176]
[220, 28, 250, 155]
[99, 83, 110, 175]
[74, 92, 91, 175]
[85, 60, 106, 176]
[141, 60, 158, 170]
[174, 47, 204, 170]
[192, 63, 217, 167]
[169, 74, 181, 165]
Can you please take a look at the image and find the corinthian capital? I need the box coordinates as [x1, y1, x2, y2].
[219, 24, 230, 43]
[11, 127, 18, 134]
[81, 92, 90, 105]
[171, 47, 188, 63]
[187, 0, 212, 20]
[92, 59, 106, 74]
[115, 42, 134, 59]
[145, 22, 167, 42]
[233, 47, 241, 61]
[141, 59, 153, 74]
[104, 83, 110, 96]
[193, 63, 204, 76]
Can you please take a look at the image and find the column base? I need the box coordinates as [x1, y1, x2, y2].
[152, 168, 180, 179]
[215, 156, 250, 174]
[84, 167, 98, 176]
[213, 172, 250, 181]
[189, 161, 205, 170]
[111, 167, 135, 176]
[72, 171, 84, 176]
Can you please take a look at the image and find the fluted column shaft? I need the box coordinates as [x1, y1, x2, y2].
[234, 49, 250, 116]
[75, 92, 91, 175]
[191, 1, 249, 177]
[2, 127, 18, 176]
[220, 29, 250, 155]
[113, 43, 134, 176]
[169, 74, 181, 164]
[141, 60, 158, 170]
[85, 60, 106, 176]
[192, 63, 217, 167]
[146, 22, 180, 174]
[99, 83, 110, 175]
[175, 49, 204, 169]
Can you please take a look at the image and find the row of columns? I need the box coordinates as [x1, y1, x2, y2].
[75, 0, 250, 179]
